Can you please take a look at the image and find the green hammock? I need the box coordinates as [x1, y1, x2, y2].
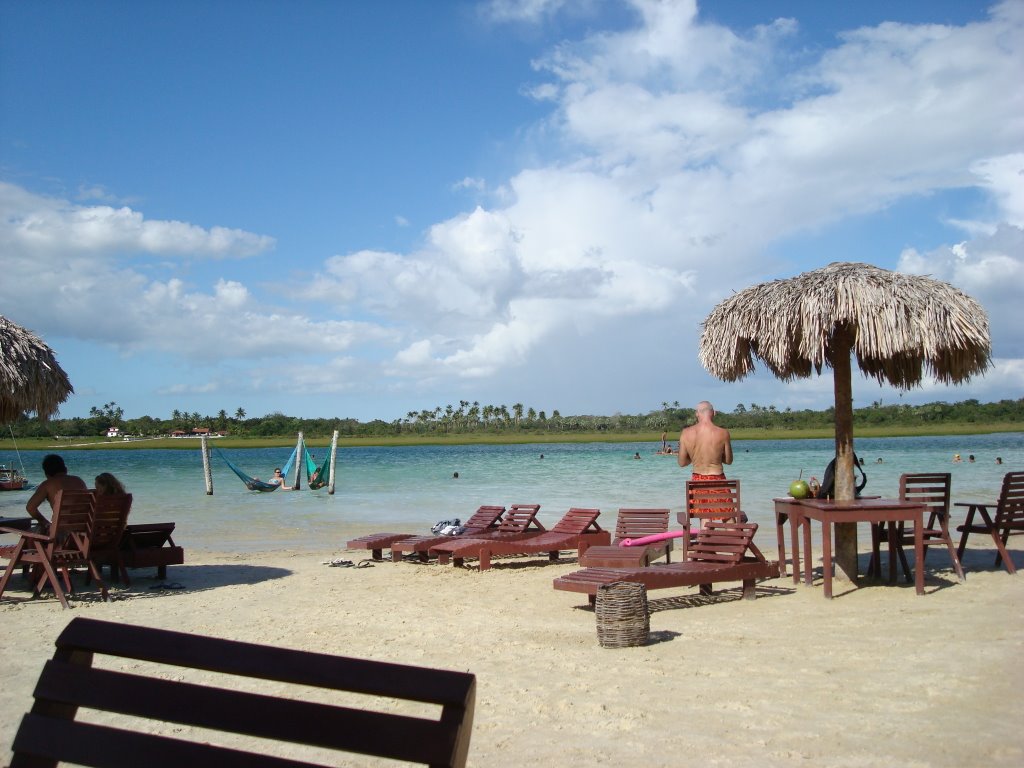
[304, 448, 330, 490]
[216, 449, 280, 492]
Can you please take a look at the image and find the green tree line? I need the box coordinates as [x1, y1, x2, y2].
[5, 397, 1022, 440]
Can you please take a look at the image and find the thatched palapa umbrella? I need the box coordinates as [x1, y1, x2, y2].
[0, 315, 73, 423]
[699, 262, 991, 580]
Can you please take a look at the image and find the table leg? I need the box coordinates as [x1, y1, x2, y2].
[802, 516, 813, 587]
[887, 521, 898, 584]
[822, 519, 833, 599]
[790, 513, 802, 585]
[775, 511, 789, 578]
[914, 509, 925, 595]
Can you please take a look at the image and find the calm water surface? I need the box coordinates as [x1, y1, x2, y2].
[2, 434, 1020, 553]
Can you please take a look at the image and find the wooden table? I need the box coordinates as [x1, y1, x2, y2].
[773, 498, 926, 598]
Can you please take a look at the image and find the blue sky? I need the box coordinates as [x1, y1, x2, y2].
[2, 0, 1022, 423]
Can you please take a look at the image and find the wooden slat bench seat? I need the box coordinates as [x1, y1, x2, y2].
[6, 616, 476, 768]
[554, 521, 779, 605]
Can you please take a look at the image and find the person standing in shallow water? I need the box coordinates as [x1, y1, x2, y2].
[677, 401, 733, 480]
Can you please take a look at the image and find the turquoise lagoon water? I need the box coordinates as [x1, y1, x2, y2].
[1, 433, 1020, 553]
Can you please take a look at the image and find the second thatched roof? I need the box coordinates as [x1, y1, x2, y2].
[699, 261, 991, 387]
[0, 315, 74, 423]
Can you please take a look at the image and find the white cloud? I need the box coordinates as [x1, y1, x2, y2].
[481, 0, 584, 25]
[0, 182, 275, 259]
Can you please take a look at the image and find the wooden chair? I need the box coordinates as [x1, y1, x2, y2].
[956, 471, 1024, 573]
[86, 493, 133, 585]
[435, 508, 608, 569]
[579, 508, 673, 567]
[0, 490, 101, 608]
[680, 480, 744, 558]
[119, 522, 185, 580]
[553, 521, 779, 605]
[6, 616, 476, 768]
[869, 473, 964, 583]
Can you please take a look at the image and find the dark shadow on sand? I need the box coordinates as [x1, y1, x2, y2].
[0, 563, 292, 606]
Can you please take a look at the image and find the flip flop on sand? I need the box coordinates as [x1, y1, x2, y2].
[357, 559, 375, 568]
[323, 559, 354, 567]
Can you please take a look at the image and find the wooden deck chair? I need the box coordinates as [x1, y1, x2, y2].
[390, 504, 518, 562]
[956, 471, 1024, 573]
[429, 504, 547, 563]
[869, 473, 964, 583]
[86, 493, 133, 585]
[680, 479, 745, 558]
[346, 530, 419, 562]
[0, 490, 101, 609]
[6, 616, 476, 768]
[579, 508, 673, 568]
[120, 522, 185, 579]
[438, 507, 609, 570]
[553, 521, 779, 605]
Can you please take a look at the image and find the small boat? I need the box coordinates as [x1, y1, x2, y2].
[0, 464, 28, 491]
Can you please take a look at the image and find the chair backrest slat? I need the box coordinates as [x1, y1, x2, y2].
[551, 508, 601, 535]
[996, 471, 1024, 525]
[613, 508, 670, 541]
[8, 617, 476, 768]
[684, 521, 759, 564]
[497, 504, 542, 532]
[900, 473, 951, 528]
[685, 480, 742, 523]
[462, 505, 505, 532]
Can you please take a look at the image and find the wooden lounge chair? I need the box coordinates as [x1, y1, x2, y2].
[6, 616, 476, 768]
[0, 490, 102, 608]
[956, 471, 1024, 574]
[390, 504, 531, 562]
[553, 521, 779, 605]
[869, 473, 964, 583]
[119, 522, 185, 580]
[346, 530, 419, 562]
[578, 508, 673, 568]
[436, 507, 609, 570]
[428, 504, 548, 563]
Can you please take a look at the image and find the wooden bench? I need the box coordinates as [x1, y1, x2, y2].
[6, 616, 476, 768]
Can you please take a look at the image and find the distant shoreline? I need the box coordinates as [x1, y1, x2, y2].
[1, 422, 1020, 451]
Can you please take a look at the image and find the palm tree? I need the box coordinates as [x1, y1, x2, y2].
[234, 407, 246, 421]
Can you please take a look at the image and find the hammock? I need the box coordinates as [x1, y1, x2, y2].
[216, 449, 280, 492]
[305, 448, 330, 490]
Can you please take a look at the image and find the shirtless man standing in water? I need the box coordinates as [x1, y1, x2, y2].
[677, 401, 733, 480]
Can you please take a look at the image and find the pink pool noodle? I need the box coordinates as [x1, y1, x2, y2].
[620, 530, 696, 547]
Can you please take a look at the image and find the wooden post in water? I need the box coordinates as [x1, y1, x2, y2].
[201, 435, 213, 495]
[328, 430, 339, 495]
[292, 432, 304, 490]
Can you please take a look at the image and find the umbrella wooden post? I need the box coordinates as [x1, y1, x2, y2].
[328, 430, 339, 495]
[831, 328, 857, 581]
[201, 435, 213, 495]
[293, 432, 304, 490]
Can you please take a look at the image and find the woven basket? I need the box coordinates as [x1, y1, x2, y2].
[595, 581, 649, 648]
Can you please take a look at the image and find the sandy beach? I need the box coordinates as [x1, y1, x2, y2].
[1, 535, 1022, 767]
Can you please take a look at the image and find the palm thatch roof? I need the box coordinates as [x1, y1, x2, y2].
[699, 261, 991, 386]
[0, 315, 73, 423]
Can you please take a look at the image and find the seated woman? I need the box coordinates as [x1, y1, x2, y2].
[269, 468, 293, 490]
[95, 472, 127, 495]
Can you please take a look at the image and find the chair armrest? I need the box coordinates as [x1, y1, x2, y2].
[0, 527, 50, 541]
